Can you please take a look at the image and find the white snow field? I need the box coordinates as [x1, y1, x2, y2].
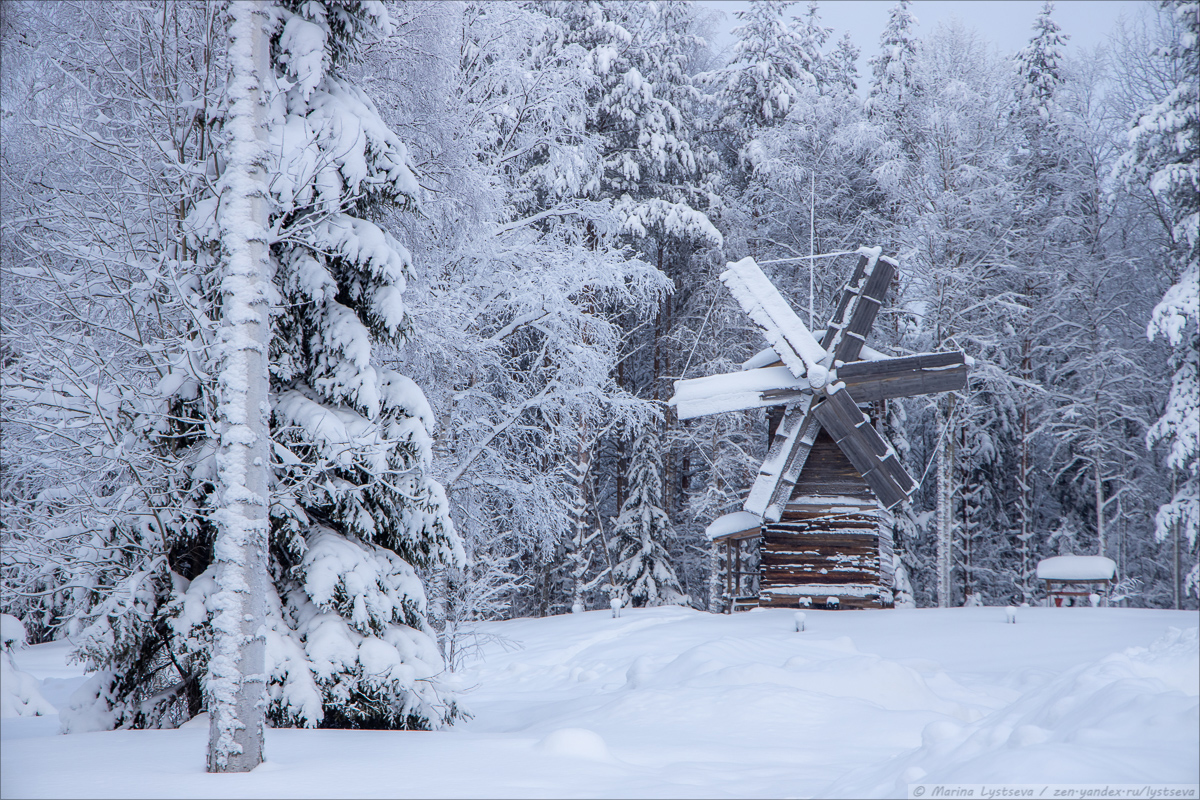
[2, 606, 1197, 799]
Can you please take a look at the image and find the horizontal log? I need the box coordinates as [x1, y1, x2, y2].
[765, 553, 878, 565]
[762, 572, 880, 586]
[759, 592, 892, 610]
[762, 532, 879, 548]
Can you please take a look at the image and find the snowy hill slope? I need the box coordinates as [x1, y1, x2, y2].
[2, 606, 1197, 798]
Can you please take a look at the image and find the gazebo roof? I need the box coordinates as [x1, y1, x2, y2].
[705, 511, 761, 541]
[1036, 555, 1117, 581]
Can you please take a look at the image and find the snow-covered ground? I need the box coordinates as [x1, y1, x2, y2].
[2, 606, 1197, 798]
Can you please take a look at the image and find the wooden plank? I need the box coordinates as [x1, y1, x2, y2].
[837, 351, 967, 403]
[839, 351, 964, 379]
[839, 367, 967, 403]
[834, 257, 895, 363]
[878, 451, 916, 495]
[788, 429, 876, 503]
[820, 256, 868, 352]
[766, 416, 822, 513]
[812, 388, 912, 510]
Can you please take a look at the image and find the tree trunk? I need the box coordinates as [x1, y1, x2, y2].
[936, 396, 956, 608]
[1019, 334, 1032, 602]
[207, 0, 270, 774]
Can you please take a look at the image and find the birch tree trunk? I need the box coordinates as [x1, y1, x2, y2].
[207, 0, 271, 774]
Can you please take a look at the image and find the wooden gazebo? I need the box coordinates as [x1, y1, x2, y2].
[1037, 556, 1117, 606]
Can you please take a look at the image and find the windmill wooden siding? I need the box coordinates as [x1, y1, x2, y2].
[756, 429, 895, 609]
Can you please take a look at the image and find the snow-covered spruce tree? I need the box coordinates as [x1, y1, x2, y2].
[530, 0, 720, 610]
[1007, 1, 1070, 594]
[63, 0, 464, 732]
[866, 0, 921, 126]
[610, 428, 687, 608]
[706, 0, 820, 134]
[1117, 0, 1199, 599]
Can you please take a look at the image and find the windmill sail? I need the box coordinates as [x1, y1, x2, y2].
[721, 257, 828, 385]
[812, 386, 914, 510]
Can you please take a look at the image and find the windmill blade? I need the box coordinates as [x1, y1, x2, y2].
[819, 255, 868, 351]
[820, 251, 897, 364]
[670, 366, 808, 420]
[744, 398, 822, 522]
[721, 257, 829, 386]
[744, 351, 969, 410]
[836, 351, 968, 403]
[812, 385, 915, 510]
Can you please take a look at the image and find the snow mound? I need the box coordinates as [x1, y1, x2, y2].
[1, 614, 27, 649]
[1, 651, 55, 719]
[828, 626, 1200, 796]
[537, 727, 612, 761]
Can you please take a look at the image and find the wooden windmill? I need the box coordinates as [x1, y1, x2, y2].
[670, 248, 968, 610]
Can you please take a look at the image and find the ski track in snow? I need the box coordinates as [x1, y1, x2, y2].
[2, 606, 1197, 799]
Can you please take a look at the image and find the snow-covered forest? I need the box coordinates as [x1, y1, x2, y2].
[1, 0, 1197, 754]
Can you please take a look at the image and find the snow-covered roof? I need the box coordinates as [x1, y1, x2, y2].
[705, 511, 761, 540]
[1036, 556, 1117, 581]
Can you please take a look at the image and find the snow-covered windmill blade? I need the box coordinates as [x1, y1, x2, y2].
[743, 400, 822, 520]
[720, 257, 829, 386]
[669, 352, 969, 420]
[811, 386, 915, 510]
[670, 365, 805, 421]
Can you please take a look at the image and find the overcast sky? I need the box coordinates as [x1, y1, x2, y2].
[700, 1, 1149, 80]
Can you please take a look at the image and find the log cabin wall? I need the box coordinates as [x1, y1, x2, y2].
[757, 429, 895, 609]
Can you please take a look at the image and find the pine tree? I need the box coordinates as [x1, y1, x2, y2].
[1117, 0, 1199, 599]
[611, 429, 687, 607]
